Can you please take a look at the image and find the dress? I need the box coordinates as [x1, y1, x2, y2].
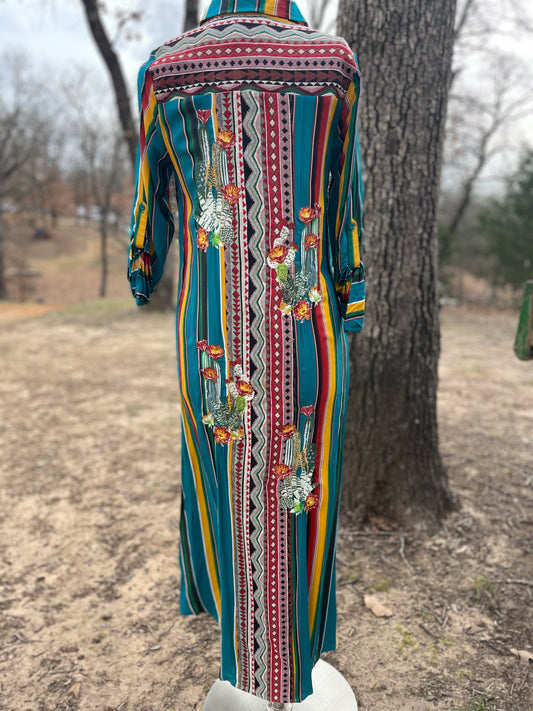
[127, 0, 365, 703]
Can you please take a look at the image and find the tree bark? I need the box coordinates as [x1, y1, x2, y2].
[80, 0, 137, 172]
[337, 0, 458, 527]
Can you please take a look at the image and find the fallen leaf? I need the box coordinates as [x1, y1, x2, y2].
[510, 648, 533, 666]
[69, 682, 81, 698]
[364, 594, 393, 617]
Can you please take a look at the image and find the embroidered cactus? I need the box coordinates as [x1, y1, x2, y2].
[277, 407, 318, 513]
[194, 112, 239, 249]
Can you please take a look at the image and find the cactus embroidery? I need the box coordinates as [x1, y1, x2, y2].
[194, 109, 241, 250]
[197, 340, 254, 443]
[268, 206, 323, 318]
[275, 406, 319, 514]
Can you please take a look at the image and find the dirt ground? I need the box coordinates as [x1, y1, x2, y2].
[0, 220, 532, 710]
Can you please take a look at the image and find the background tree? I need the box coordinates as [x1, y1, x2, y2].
[78, 0, 200, 310]
[0, 56, 54, 299]
[478, 148, 533, 289]
[337, 0, 458, 527]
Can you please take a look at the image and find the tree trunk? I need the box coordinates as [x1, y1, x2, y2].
[99, 216, 108, 298]
[80, 0, 137, 172]
[337, 0, 458, 527]
[184, 0, 198, 31]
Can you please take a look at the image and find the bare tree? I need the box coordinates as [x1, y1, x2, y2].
[79, 0, 137, 172]
[337, 0, 458, 527]
[0, 56, 53, 299]
[441, 0, 533, 240]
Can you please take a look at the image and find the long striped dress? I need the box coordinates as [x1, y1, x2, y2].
[127, 0, 365, 703]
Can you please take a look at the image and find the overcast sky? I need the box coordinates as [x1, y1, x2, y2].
[1, 0, 531, 193]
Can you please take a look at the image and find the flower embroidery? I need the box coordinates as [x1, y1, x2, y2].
[298, 205, 316, 224]
[304, 233, 319, 249]
[201, 366, 218, 382]
[196, 227, 209, 252]
[197, 109, 211, 124]
[305, 493, 319, 511]
[214, 426, 231, 444]
[273, 463, 293, 479]
[268, 244, 289, 264]
[277, 406, 319, 514]
[235, 379, 255, 398]
[221, 183, 241, 205]
[206, 344, 224, 359]
[277, 423, 297, 438]
[217, 129, 236, 150]
[309, 287, 322, 304]
[293, 300, 311, 322]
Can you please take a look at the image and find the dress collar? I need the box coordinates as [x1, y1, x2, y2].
[200, 0, 308, 25]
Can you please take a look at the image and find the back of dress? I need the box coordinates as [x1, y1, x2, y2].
[127, 0, 365, 705]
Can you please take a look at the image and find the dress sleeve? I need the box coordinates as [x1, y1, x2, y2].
[327, 53, 365, 332]
[127, 58, 175, 306]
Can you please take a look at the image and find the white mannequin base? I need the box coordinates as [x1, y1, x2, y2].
[203, 659, 357, 710]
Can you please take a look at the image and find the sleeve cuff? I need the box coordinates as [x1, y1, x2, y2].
[336, 267, 365, 332]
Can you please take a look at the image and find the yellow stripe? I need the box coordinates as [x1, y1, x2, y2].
[346, 299, 365, 315]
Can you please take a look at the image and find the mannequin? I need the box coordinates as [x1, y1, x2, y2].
[204, 659, 358, 710]
[127, 0, 366, 707]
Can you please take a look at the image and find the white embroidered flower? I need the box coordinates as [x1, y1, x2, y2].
[202, 412, 214, 426]
[309, 287, 322, 303]
[279, 301, 292, 315]
[228, 381, 239, 398]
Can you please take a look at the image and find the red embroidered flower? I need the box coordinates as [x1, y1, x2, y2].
[197, 109, 211, 124]
[196, 227, 209, 251]
[301, 405, 315, 417]
[293, 300, 311, 322]
[221, 184, 241, 205]
[196, 339, 208, 351]
[272, 463, 293, 479]
[305, 493, 319, 511]
[268, 244, 289, 263]
[206, 344, 224, 360]
[201, 367, 218, 382]
[217, 129, 235, 150]
[304, 233, 319, 249]
[235, 380, 254, 397]
[214, 426, 231, 444]
[277, 423, 297, 438]
[298, 206, 316, 224]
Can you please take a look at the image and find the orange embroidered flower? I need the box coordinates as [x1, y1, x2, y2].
[221, 184, 241, 205]
[301, 405, 315, 417]
[201, 367, 218, 382]
[277, 423, 297, 438]
[293, 300, 311, 321]
[197, 109, 211, 124]
[298, 206, 316, 224]
[196, 227, 209, 251]
[206, 344, 224, 360]
[217, 129, 235, 150]
[304, 233, 319, 249]
[214, 426, 231, 444]
[231, 428, 245, 440]
[235, 380, 254, 397]
[268, 244, 288, 263]
[305, 493, 319, 511]
[273, 463, 293, 479]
